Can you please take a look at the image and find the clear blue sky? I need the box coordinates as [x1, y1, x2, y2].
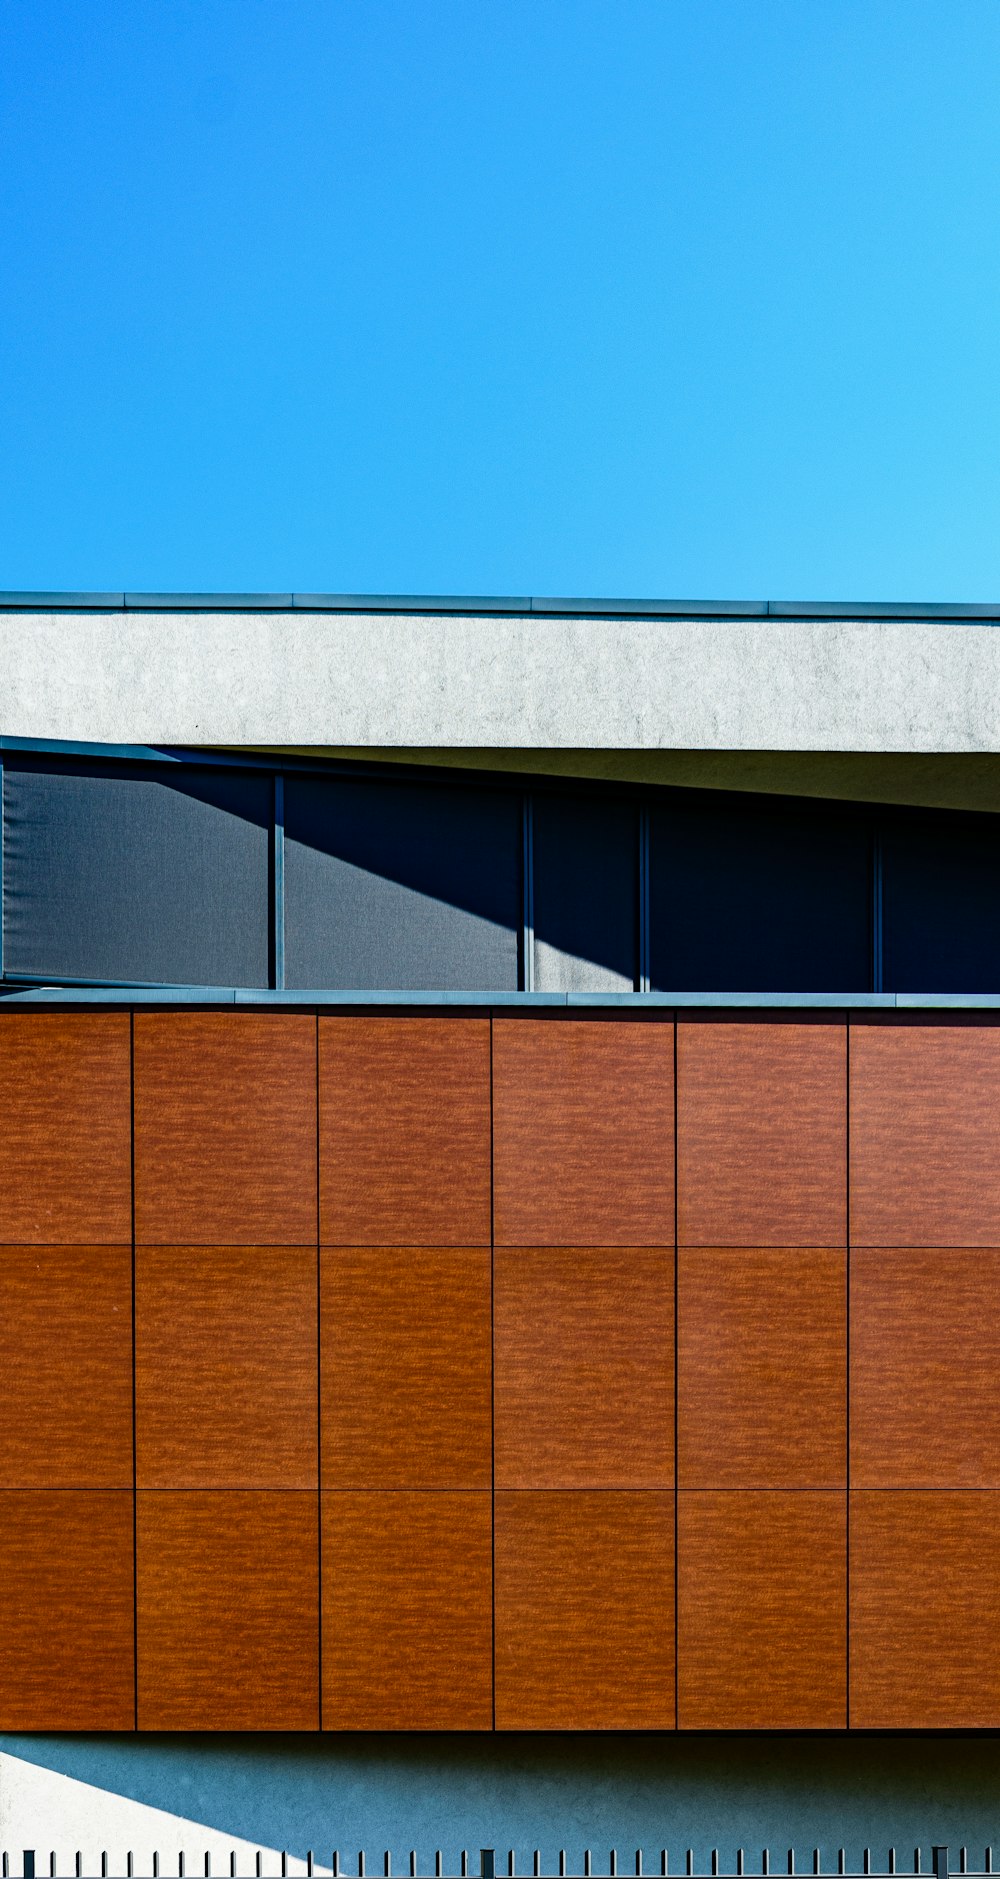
[2, 0, 1000, 601]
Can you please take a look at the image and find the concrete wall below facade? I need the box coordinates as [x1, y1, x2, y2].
[2, 1734, 999, 1872]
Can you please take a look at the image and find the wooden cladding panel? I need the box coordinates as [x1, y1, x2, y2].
[0, 1491, 134, 1730]
[852, 1248, 1000, 1488]
[322, 1491, 493, 1729]
[492, 1020, 674, 1246]
[136, 1490, 319, 1730]
[0, 1246, 133, 1488]
[678, 1249, 847, 1490]
[851, 1023, 1000, 1246]
[319, 1018, 491, 1245]
[0, 1014, 131, 1243]
[6, 1007, 1000, 1733]
[494, 1246, 673, 1488]
[134, 1014, 317, 1245]
[135, 1247, 318, 1489]
[677, 1491, 847, 1729]
[321, 1247, 491, 1490]
[850, 1491, 1000, 1728]
[677, 1021, 846, 1246]
[494, 1491, 675, 1729]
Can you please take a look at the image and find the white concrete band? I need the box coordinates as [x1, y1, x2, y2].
[2, 609, 1000, 752]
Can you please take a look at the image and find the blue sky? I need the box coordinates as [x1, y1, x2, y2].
[2, 0, 1000, 600]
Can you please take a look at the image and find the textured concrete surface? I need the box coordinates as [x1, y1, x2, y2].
[4, 609, 1000, 752]
[3, 1734, 999, 1871]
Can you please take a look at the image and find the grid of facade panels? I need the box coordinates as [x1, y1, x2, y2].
[1, 1009, 999, 1729]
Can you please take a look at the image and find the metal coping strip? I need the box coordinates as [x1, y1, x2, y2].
[1, 984, 999, 1009]
[2, 592, 1000, 621]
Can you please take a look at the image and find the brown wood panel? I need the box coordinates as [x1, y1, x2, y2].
[321, 1247, 491, 1489]
[493, 1020, 675, 1246]
[134, 1014, 317, 1245]
[677, 1021, 846, 1247]
[494, 1246, 673, 1487]
[0, 1490, 134, 1729]
[0, 1246, 133, 1487]
[678, 1248, 846, 1489]
[851, 1023, 1000, 1246]
[0, 1014, 131, 1243]
[852, 1249, 1000, 1487]
[851, 1491, 1000, 1727]
[320, 1022, 491, 1248]
[136, 1490, 319, 1729]
[322, 1490, 492, 1728]
[677, 1490, 846, 1728]
[136, 1246, 318, 1489]
[319, 1018, 491, 1246]
[494, 1490, 675, 1728]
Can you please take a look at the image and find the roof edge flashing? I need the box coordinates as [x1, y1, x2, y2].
[1, 592, 999, 622]
[5, 984, 1000, 1011]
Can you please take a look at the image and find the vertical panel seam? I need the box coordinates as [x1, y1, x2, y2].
[316, 1011, 322, 1729]
[129, 1008, 138, 1732]
[673, 1013, 679, 1730]
[490, 1011, 496, 1730]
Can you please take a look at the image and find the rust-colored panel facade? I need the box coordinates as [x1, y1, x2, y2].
[850, 1021, 1000, 1246]
[0, 1245, 133, 1488]
[321, 1245, 492, 1489]
[850, 1491, 1000, 1728]
[494, 1490, 676, 1729]
[851, 1246, 1000, 1487]
[494, 1244, 673, 1488]
[319, 1018, 491, 1245]
[677, 1019, 846, 1246]
[136, 1490, 320, 1730]
[135, 1245, 319, 1489]
[322, 1491, 493, 1729]
[677, 1491, 847, 1729]
[0, 1014, 131, 1243]
[2, 1003, 999, 1733]
[0, 1490, 135, 1730]
[492, 1019, 674, 1245]
[134, 1013, 317, 1245]
[678, 1247, 847, 1489]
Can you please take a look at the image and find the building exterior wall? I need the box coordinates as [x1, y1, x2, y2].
[5, 1730, 1000, 1873]
[3, 1006, 999, 1738]
[4, 603, 1000, 752]
[3, 598, 1000, 1863]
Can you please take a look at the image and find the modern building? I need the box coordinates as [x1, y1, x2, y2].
[2, 593, 1000, 1866]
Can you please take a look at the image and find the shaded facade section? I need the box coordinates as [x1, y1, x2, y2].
[7, 748, 1000, 995]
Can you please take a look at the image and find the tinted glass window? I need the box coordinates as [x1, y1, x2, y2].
[284, 774, 520, 990]
[3, 759, 271, 986]
[649, 793, 871, 993]
[532, 792, 636, 992]
[883, 809, 1000, 991]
